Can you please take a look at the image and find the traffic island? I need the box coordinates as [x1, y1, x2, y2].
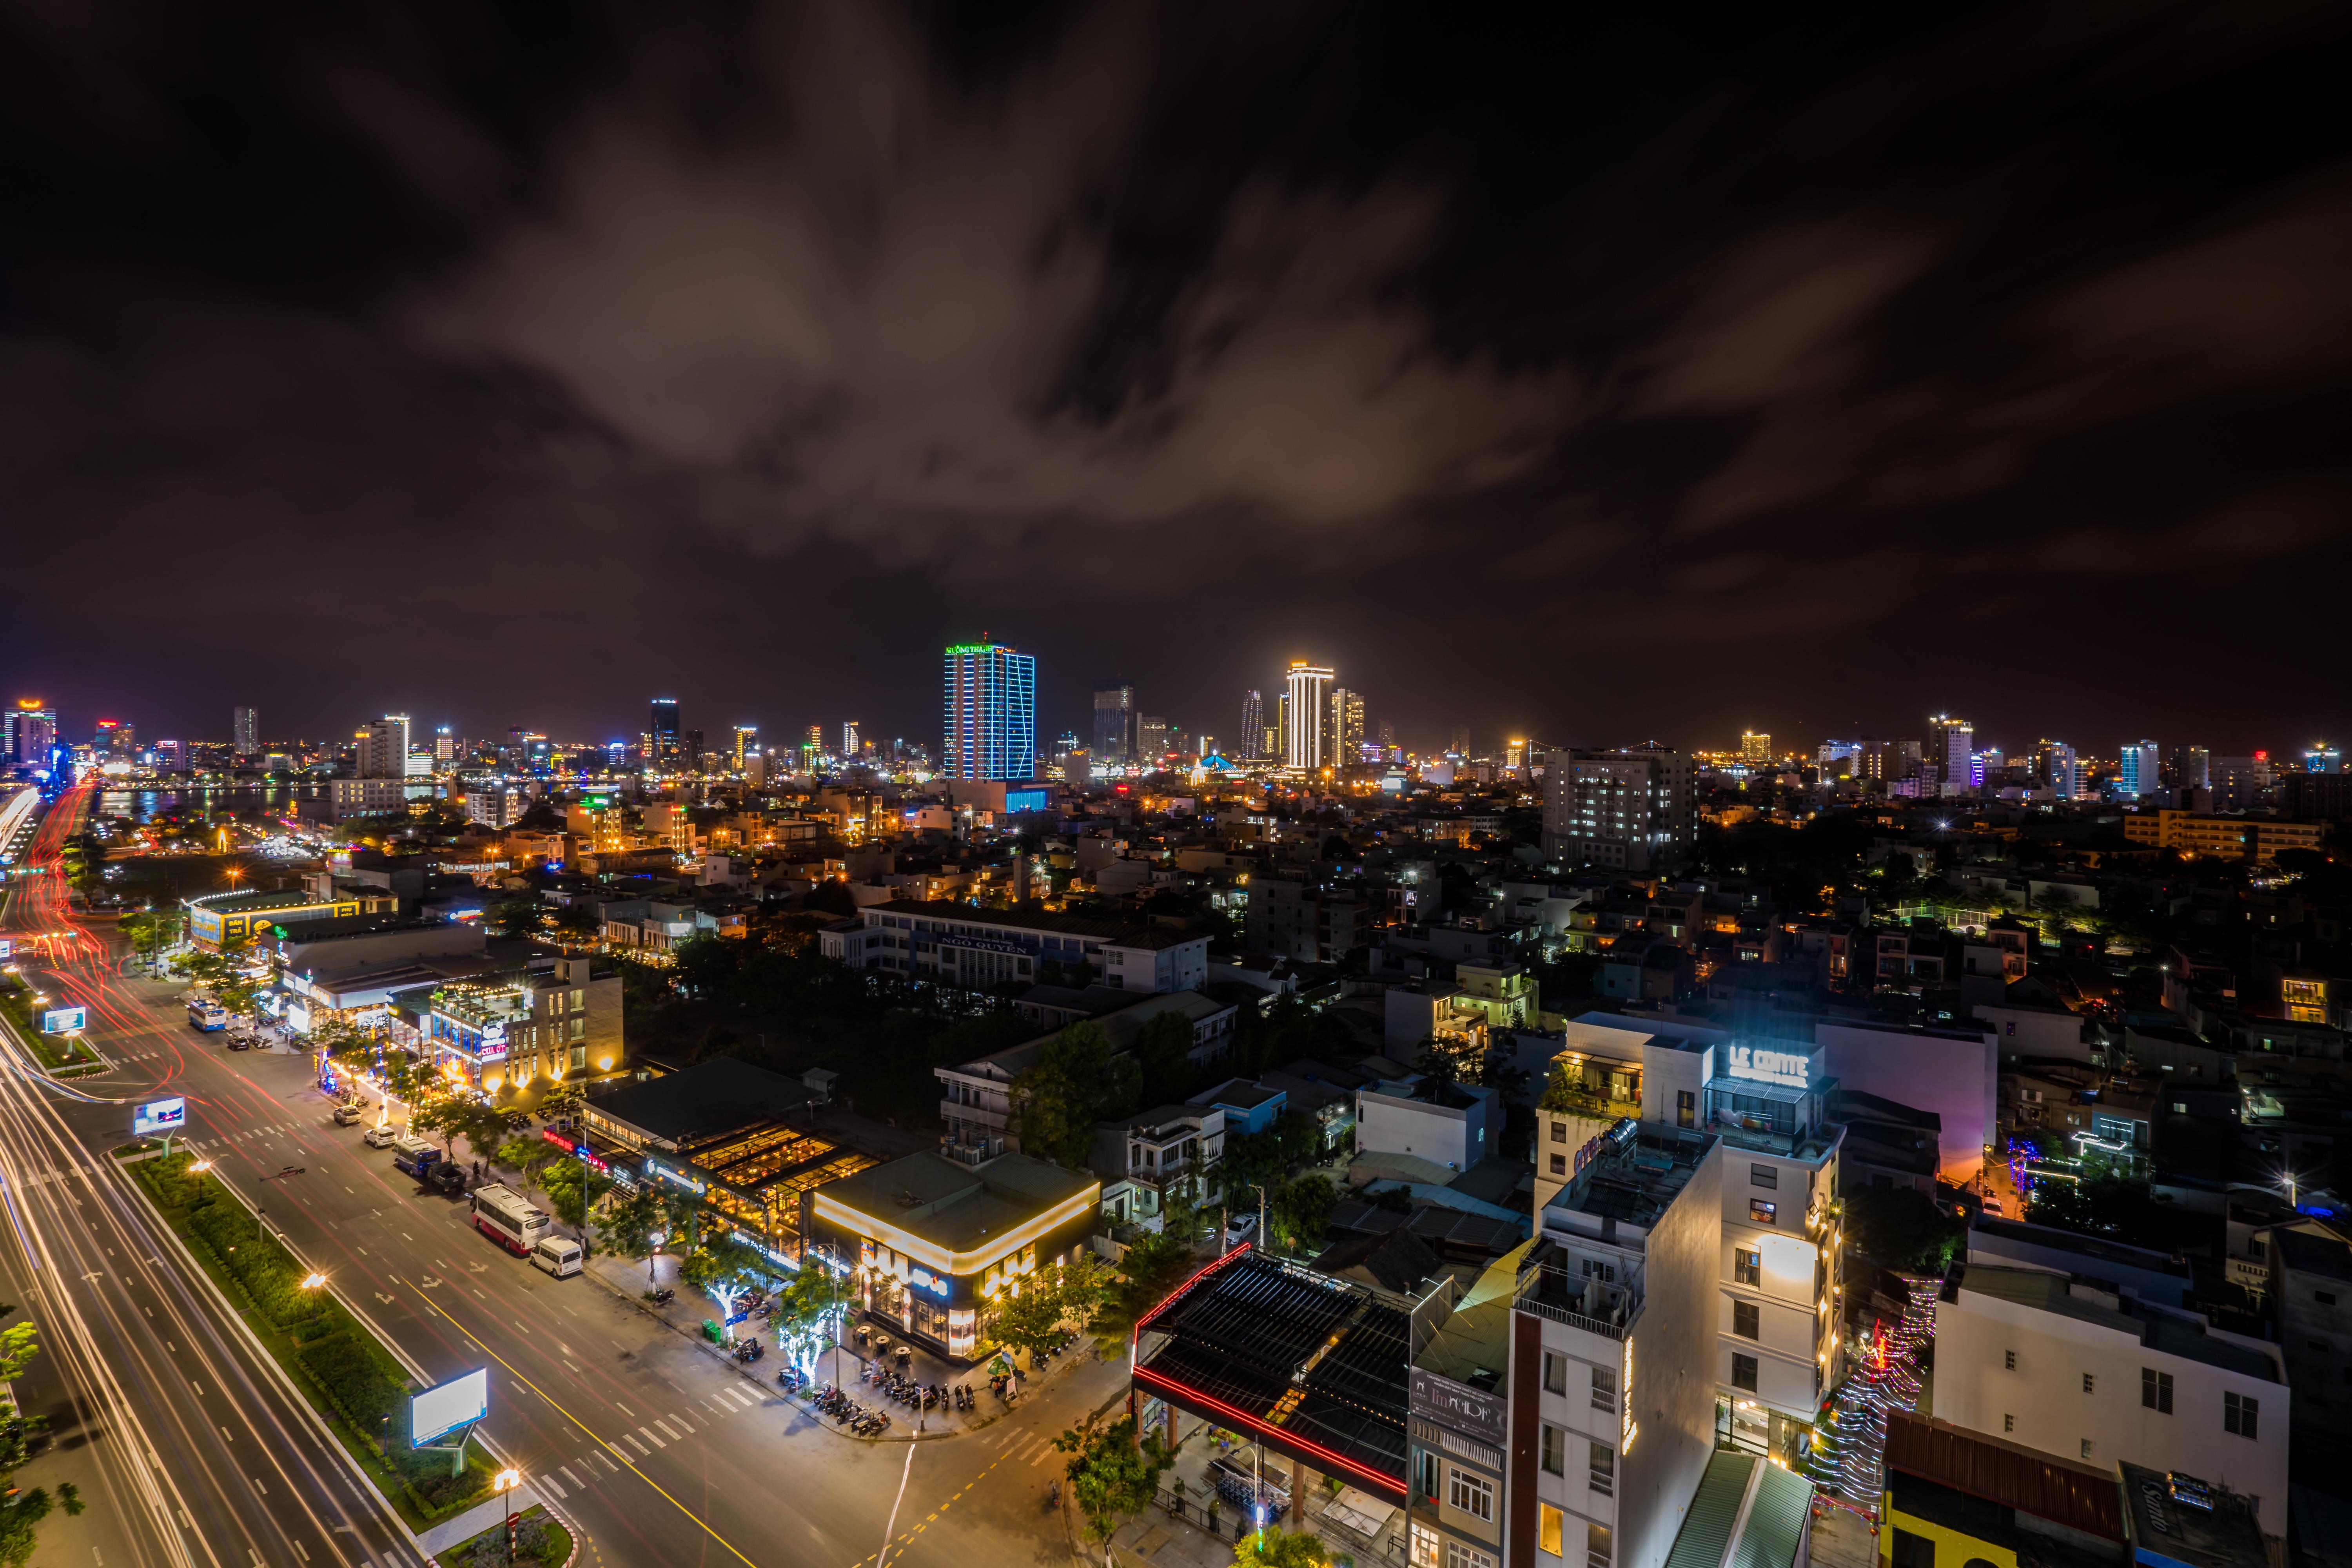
[424, 1502, 574, 1568]
[122, 1148, 500, 1532]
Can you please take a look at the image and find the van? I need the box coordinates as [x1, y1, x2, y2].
[531, 1238, 583, 1278]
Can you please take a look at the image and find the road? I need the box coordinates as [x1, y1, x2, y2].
[4, 782, 1119, 1568]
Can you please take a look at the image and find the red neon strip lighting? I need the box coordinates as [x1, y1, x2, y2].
[1133, 1364, 1404, 1499]
[1132, 1241, 1252, 1355]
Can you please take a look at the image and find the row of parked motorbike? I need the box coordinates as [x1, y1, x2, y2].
[862, 1365, 974, 1412]
[805, 1381, 891, 1436]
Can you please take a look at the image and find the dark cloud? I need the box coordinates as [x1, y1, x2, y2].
[1, 0, 2347, 754]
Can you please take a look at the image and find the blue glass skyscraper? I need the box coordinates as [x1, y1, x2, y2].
[943, 643, 1036, 781]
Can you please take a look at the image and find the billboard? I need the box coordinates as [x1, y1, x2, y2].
[0, 938, 13, 958]
[133, 1097, 187, 1136]
[410, 1367, 488, 1446]
[39, 1007, 86, 1034]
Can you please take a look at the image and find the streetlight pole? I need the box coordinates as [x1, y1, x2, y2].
[258, 1165, 306, 1239]
[494, 1468, 521, 1563]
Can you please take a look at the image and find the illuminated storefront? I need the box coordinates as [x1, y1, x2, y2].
[804, 1151, 1099, 1362]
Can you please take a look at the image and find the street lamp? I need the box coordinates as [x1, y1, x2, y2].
[257, 1164, 306, 1239]
[494, 1468, 523, 1563]
[299, 1272, 327, 1328]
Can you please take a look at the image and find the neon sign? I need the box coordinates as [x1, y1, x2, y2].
[1726, 1045, 1810, 1088]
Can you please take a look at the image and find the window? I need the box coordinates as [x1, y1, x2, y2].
[1587, 1522, 1613, 1568]
[1735, 1248, 1760, 1286]
[2080, 1439, 2094, 1459]
[2082, 1373, 2096, 1394]
[1592, 1366, 1617, 1413]
[1551, 1154, 1568, 1176]
[1445, 1543, 1495, 1568]
[2004, 1350, 2016, 1371]
[1677, 1091, 1695, 1129]
[1544, 1353, 1568, 1396]
[1412, 1527, 1440, 1568]
[2143, 1368, 2173, 1413]
[1750, 1200, 1778, 1225]
[2004, 1414, 2014, 1433]
[1751, 1164, 1778, 1190]
[1541, 1425, 1566, 1476]
[1540, 1504, 1564, 1559]
[1589, 1442, 1615, 1497]
[1581, 1259, 1617, 1282]
[1448, 1468, 1494, 1523]
[1416, 1449, 1440, 1502]
[2225, 1392, 2259, 1439]
[1890, 1529, 1935, 1568]
[1552, 1121, 1569, 1144]
[2321, 1291, 2339, 1306]
[1734, 1301, 1760, 1339]
[1731, 1353, 1758, 1391]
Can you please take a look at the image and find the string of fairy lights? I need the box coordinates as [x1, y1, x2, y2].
[1808, 1276, 1939, 1508]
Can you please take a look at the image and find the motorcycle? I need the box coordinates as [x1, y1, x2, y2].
[649, 1287, 676, 1307]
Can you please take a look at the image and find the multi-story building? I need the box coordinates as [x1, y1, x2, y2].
[1332, 688, 1366, 761]
[2211, 754, 2274, 810]
[329, 777, 408, 820]
[2032, 740, 2080, 799]
[1285, 661, 1335, 772]
[356, 713, 410, 779]
[1507, 1119, 1724, 1568]
[2118, 810, 2323, 866]
[1239, 690, 1265, 761]
[8, 699, 58, 766]
[232, 704, 259, 759]
[2118, 739, 2161, 799]
[825, 899, 1207, 994]
[425, 955, 627, 1091]
[1928, 714, 1973, 786]
[731, 724, 759, 769]
[1933, 1260, 2290, 1542]
[944, 642, 1037, 782]
[1245, 876, 1374, 963]
[648, 698, 681, 766]
[1740, 731, 1771, 765]
[1092, 681, 1134, 764]
[1539, 746, 1695, 874]
[1136, 715, 1169, 762]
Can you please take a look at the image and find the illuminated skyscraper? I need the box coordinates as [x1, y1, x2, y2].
[7, 700, 56, 764]
[232, 704, 258, 758]
[1283, 661, 1334, 772]
[1093, 682, 1135, 764]
[839, 721, 858, 758]
[1239, 690, 1264, 761]
[735, 725, 760, 769]
[1927, 714, 1973, 785]
[1741, 731, 1771, 764]
[1330, 688, 1365, 761]
[945, 642, 1037, 781]
[358, 714, 410, 779]
[648, 699, 681, 766]
[2118, 740, 2160, 798]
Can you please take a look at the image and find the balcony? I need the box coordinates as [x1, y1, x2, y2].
[939, 1098, 1009, 1129]
[1513, 1267, 1643, 1341]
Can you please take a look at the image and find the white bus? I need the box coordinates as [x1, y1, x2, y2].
[469, 1183, 552, 1256]
[187, 996, 227, 1031]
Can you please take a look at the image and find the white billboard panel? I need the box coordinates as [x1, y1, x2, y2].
[410, 1367, 488, 1446]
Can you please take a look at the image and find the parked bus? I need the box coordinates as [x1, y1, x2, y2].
[470, 1183, 552, 1256]
[187, 996, 227, 1031]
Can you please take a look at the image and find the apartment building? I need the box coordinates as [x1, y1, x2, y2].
[1933, 1261, 2290, 1541]
[823, 899, 1208, 992]
[1539, 746, 1695, 875]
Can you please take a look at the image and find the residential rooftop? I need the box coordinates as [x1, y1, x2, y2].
[1946, 1264, 2278, 1381]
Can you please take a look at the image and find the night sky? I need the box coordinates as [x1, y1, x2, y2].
[4, 3, 2348, 757]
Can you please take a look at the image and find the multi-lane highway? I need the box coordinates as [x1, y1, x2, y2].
[1, 782, 1117, 1568]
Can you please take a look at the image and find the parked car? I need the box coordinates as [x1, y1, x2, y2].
[531, 1237, 584, 1278]
[424, 1162, 469, 1195]
[331, 1105, 363, 1126]
[226, 1035, 252, 1051]
[361, 1124, 400, 1149]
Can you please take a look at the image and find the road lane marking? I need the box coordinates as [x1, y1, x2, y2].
[637, 1426, 663, 1449]
[559, 1467, 584, 1490]
[666, 1413, 692, 1433]
[653, 1418, 682, 1441]
[539, 1474, 565, 1500]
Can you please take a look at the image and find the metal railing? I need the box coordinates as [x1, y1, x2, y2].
[1511, 1288, 1641, 1341]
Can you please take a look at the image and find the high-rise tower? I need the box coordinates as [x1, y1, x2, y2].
[946, 643, 1038, 782]
[1283, 662, 1334, 772]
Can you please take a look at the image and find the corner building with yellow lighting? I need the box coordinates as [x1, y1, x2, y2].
[806, 1150, 1100, 1362]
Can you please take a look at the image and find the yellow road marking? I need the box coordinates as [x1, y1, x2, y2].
[405, 1285, 762, 1568]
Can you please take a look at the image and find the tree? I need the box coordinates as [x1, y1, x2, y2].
[412, 1098, 507, 1163]
[660, 1188, 706, 1257]
[602, 1182, 666, 1284]
[1132, 1011, 1197, 1107]
[1270, 1175, 1336, 1253]
[1843, 1187, 1964, 1274]
[538, 1161, 616, 1256]
[677, 1234, 769, 1314]
[171, 936, 260, 1016]
[494, 1135, 556, 1188]
[0, 1324, 38, 1382]
[804, 880, 857, 918]
[986, 1258, 1105, 1363]
[1054, 1415, 1174, 1563]
[1011, 1022, 1140, 1169]
[118, 908, 183, 973]
[0, 1314, 83, 1568]
[553, 904, 602, 944]
[488, 898, 545, 940]
[1236, 1525, 1330, 1568]
[0, 1484, 84, 1568]
[770, 1266, 838, 1365]
[1089, 1229, 1196, 1351]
